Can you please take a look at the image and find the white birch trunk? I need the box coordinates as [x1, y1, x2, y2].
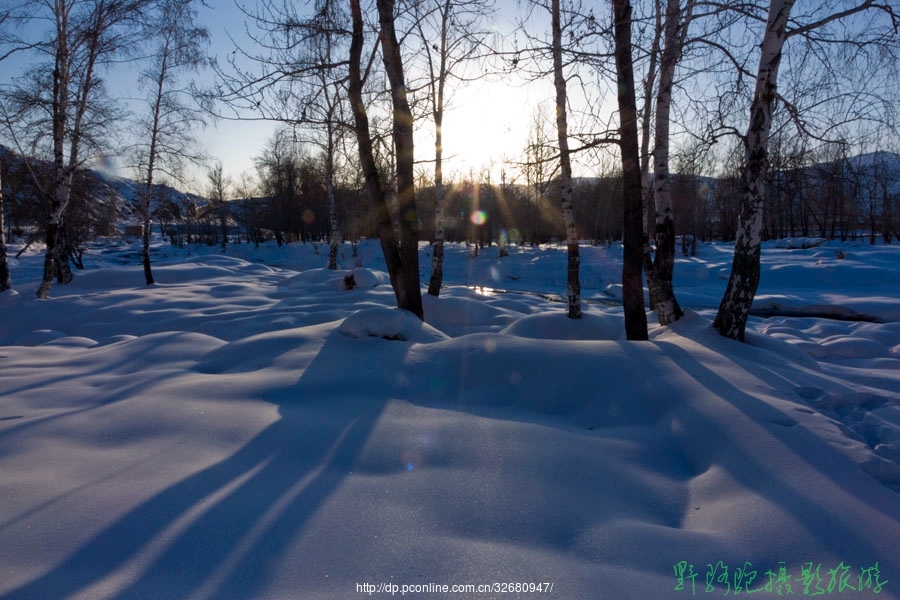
[37, 14, 70, 300]
[38, 0, 101, 298]
[426, 0, 451, 297]
[0, 164, 10, 292]
[326, 124, 340, 270]
[714, 0, 794, 341]
[639, 0, 662, 240]
[649, 0, 691, 325]
[552, 0, 581, 319]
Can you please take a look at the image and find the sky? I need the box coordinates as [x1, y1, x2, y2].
[3, 1, 898, 197]
[0, 0, 597, 193]
[190, 0, 559, 192]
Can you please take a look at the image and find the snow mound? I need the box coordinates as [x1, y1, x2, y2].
[821, 337, 891, 359]
[13, 329, 69, 346]
[39, 336, 98, 348]
[277, 268, 346, 292]
[603, 282, 623, 299]
[276, 267, 390, 294]
[349, 268, 390, 288]
[338, 307, 449, 342]
[423, 293, 515, 334]
[744, 331, 822, 370]
[501, 310, 623, 340]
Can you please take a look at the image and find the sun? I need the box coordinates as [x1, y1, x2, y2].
[422, 77, 546, 183]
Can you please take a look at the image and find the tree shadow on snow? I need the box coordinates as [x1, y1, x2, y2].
[650, 339, 900, 578]
[1, 329, 412, 600]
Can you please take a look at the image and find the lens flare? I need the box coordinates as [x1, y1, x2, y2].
[470, 210, 487, 225]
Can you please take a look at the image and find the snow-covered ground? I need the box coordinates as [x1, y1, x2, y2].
[1, 236, 898, 599]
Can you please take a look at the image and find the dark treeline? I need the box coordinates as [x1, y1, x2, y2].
[4, 142, 898, 260]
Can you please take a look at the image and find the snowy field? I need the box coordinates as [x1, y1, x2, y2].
[1, 236, 899, 599]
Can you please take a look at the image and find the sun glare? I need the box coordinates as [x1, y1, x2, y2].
[433, 78, 544, 183]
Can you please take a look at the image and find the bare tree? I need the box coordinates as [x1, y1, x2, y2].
[305, 0, 347, 270]
[0, 0, 141, 298]
[612, 0, 649, 340]
[519, 107, 557, 245]
[378, 0, 424, 318]
[638, 0, 662, 244]
[210, 0, 350, 270]
[517, 0, 602, 317]
[135, 0, 207, 284]
[207, 161, 231, 252]
[349, 0, 423, 319]
[0, 164, 9, 293]
[0, 11, 11, 294]
[547, 0, 582, 318]
[410, 0, 495, 296]
[644, 0, 694, 325]
[713, 0, 794, 340]
[714, 0, 898, 341]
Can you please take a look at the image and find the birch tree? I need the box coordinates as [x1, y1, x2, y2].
[411, 0, 495, 296]
[305, 0, 346, 270]
[135, 0, 207, 285]
[612, 0, 649, 340]
[0, 12, 10, 293]
[517, 0, 600, 317]
[644, 0, 694, 325]
[378, 0, 424, 319]
[0, 0, 141, 298]
[551, 0, 581, 318]
[207, 161, 231, 252]
[714, 0, 897, 341]
[0, 165, 9, 293]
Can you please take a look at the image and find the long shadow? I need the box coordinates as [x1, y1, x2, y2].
[649, 340, 900, 577]
[0, 332, 221, 443]
[1, 329, 409, 600]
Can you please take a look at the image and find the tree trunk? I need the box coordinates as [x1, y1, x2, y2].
[349, 0, 422, 319]
[639, 0, 662, 244]
[377, 0, 424, 320]
[426, 107, 446, 296]
[141, 44, 169, 286]
[141, 142, 159, 285]
[552, 0, 581, 319]
[55, 224, 74, 284]
[326, 125, 340, 270]
[38, 30, 70, 300]
[613, 0, 649, 340]
[648, 0, 690, 326]
[639, 1, 661, 312]
[426, 0, 451, 297]
[0, 165, 10, 293]
[714, 0, 794, 341]
[220, 204, 227, 251]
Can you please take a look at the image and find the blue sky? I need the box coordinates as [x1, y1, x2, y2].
[0, 0, 611, 193]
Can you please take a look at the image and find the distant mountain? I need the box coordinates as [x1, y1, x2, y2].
[88, 171, 210, 221]
[0, 145, 210, 223]
[800, 150, 900, 197]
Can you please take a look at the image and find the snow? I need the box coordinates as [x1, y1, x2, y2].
[1, 237, 899, 599]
